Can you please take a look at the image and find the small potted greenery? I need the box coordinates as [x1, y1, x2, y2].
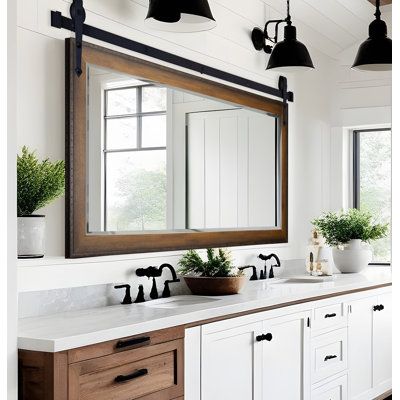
[178, 248, 246, 295]
[17, 146, 65, 258]
[312, 209, 388, 273]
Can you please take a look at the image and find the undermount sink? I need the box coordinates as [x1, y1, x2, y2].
[270, 276, 333, 284]
[139, 295, 220, 309]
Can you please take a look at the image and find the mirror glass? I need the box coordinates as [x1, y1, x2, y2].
[86, 64, 280, 234]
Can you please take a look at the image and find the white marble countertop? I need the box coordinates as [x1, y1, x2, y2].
[18, 268, 391, 352]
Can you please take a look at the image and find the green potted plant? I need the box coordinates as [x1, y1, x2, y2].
[312, 209, 388, 273]
[178, 248, 246, 295]
[17, 146, 65, 258]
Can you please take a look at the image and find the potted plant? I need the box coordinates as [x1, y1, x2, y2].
[312, 209, 388, 273]
[178, 248, 246, 295]
[17, 146, 65, 258]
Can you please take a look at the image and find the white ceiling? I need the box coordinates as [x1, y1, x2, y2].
[261, 0, 392, 58]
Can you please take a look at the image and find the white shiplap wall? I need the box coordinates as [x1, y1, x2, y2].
[16, 0, 367, 291]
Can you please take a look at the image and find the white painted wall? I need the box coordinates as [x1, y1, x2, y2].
[16, 0, 337, 290]
[7, 0, 18, 397]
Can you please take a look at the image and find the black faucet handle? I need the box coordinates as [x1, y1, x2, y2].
[238, 265, 258, 281]
[162, 279, 180, 298]
[114, 284, 133, 305]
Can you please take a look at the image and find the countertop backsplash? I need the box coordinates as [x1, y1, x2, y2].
[18, 259, 303, 319]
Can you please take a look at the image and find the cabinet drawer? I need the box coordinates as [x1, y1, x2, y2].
[68, 326, 184, 363]
[313, 303, 346, 334]
[69, 339, 184, 400]
[311, 329, 347, 383]
[312, 374, 348, 400]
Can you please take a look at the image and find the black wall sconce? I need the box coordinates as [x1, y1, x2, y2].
[251, 0, 314, 72]
[145, 0, 216, 32]
[352, 0, 391, 71]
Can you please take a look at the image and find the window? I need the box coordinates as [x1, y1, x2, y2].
[353, 128, 391, 264]
[103, 84, 167, 231]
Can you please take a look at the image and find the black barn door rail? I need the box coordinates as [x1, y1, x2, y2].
[50, 1, 294, 103]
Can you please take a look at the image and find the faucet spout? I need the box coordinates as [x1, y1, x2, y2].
[158, 263, 180, 282]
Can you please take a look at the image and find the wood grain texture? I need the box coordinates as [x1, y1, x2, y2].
[69, 339, 184, 400]
[18, 351, 68, 400]
[367, 0, 391, 5]
[68, 326, 184, 364]
[66, 38, 289, 258]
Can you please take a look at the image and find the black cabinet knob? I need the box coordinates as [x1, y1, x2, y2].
[374, 304, 385, 312]
[256, 333, 273, 342]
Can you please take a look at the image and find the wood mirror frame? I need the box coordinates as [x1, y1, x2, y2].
[66, 39, 288, 258]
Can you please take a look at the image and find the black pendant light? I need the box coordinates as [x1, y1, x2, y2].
[352, 0, 392, 71]
[251, 0, 314, 72]
[145, 0, 216, 32]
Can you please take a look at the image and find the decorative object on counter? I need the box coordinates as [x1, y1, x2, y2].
[178, 248, 246, 295]
[17, 146, 65, 259]
[258, 253, 281, 279]
[145, 0, 216, 32]
[312, 209, 388, 273]
[251, 0, 314, 71]
[352, 0, 391, 71]
[306, 229, 333, 276]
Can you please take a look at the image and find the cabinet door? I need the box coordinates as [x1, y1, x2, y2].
[262, 311, 311, 400]
[373, 292, 392, 388]
[201, 321, 263, 400]
[348, 296, 375, 400]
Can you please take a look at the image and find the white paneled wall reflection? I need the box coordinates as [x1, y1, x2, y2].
[187, 109, 276, 229]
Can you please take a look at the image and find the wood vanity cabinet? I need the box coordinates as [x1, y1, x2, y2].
[18, 326, 184, 400]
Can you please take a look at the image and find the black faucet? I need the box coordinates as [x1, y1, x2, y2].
[159, 263, 180, 298]
[136, 264, 180, 299]
[258, 253, 281, 279]
[238, 265, 258, 281]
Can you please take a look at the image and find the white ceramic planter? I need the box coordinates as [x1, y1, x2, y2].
[18, 215, 46, 258]
[332, 239, 372, 273]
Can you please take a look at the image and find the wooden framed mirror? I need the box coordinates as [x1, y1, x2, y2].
[66, 39, 288, 258]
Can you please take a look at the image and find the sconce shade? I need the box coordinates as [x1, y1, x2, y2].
[352, 18, 392, 71]
[145, 0, 216, 32]
[266, 25, 314, 72]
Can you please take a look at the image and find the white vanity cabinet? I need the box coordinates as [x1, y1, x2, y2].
[185, 286, 391, 400]
[196, 309, 311, 400]
[348, 291, 392, 400]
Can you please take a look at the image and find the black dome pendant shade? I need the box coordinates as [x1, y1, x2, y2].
[352, 0, 391, 71]
[266, 25, 314, 71]
[145, 0, 216, 32]
[251, 0, 314, 72]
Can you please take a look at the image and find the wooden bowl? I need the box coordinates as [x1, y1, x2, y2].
[183, 276, 247, 296]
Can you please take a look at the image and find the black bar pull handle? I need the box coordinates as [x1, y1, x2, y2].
[256, 333, 273, 342]
[116, 336, 151, 349]
[324, 355, 338, 362]
[324, 313, 337, 318]
[115, 368, 148, 383]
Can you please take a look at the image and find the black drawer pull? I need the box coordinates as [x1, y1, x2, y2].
[324, 355, 337, 362]
[116, 336, 151, 349]
[324, 313, 337, 318]
[115, 368, 148, 383]
[379, 304, 384, 311]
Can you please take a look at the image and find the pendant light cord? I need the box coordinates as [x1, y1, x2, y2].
[286, 0, 292, 24]
[375, 0, 381, 20]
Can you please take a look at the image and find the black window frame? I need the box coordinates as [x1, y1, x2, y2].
[352, 127, 391, 266]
